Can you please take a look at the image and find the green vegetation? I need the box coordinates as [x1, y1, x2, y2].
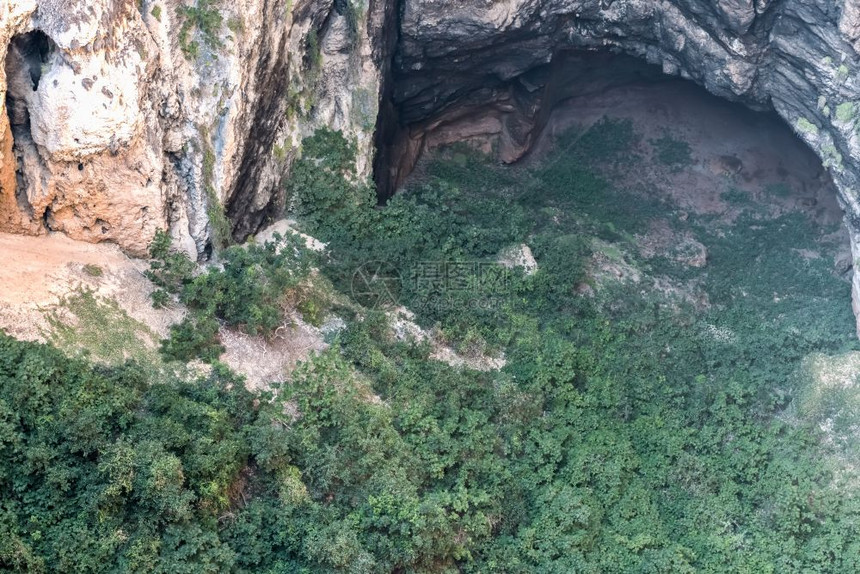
[306, 29, 323, 71]
[796, 117, 819, 136]
[226, 16, 244, 36]
[150, 4, 162, 21]
[150, 288, 170, 309]
[720, 187, 750, 205]
[0, 334, 258, 572]
[145, 229, 196, 294]
[3, 120, 860, 572]
[651, 133, 693, 169]
[272, 141, 289, 162]
[146, 230, 315, 362]
[198, 127, 232, 249]
[821, 142, 845, 170]
[835, 101, 856, 123]
[281, 122, 860, 570]
[351, 87, 378, 130]
[45, 290, 162, 366]
[82, 263, 103, 277]
[178, 0, 223, 60]
[286, 128, 377, 238]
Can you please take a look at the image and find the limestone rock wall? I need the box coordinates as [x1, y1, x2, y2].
[0, 0, 385, 256]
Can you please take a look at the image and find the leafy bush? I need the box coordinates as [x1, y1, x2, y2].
[720, 187, 750, 205]
[178, 0, 224, 59]
[183, 237, 314, 335]
[150, 288, 170, 309]
[0, 334, 256, 572]
[651, 133, 693, 168]
[286, 127, 377, 239]
[83, 263, 103, 277]
[147, 231, 314, 362]
[145, 229, 196, 294]
[159, 313, 224, 362]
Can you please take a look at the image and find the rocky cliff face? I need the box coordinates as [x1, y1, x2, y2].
[0, 0, 385, 256]
[4, 0, 860, 325]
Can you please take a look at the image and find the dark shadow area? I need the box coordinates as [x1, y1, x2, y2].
[3, 30, 54, 219]
[373, 51, 833, 211]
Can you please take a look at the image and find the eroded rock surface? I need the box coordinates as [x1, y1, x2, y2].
[0, 0, 386, 256]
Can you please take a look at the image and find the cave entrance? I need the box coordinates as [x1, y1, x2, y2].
[5, 30, 52, 128]
[380, 51, 842, 230]
[2, 30, 55, 227]
[387, 49, 852, 327]
[532, 58, 843, 231]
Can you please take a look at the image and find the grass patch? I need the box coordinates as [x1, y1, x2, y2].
[82, 264, 103, 278]
[45, 289, 162, 366]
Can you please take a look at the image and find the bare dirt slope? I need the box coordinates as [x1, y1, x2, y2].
[0, 230, 326, 388]
[0, 231, 180, 343]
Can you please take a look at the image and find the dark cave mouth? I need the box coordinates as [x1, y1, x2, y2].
[5, 30, 53, 104]
[373, 50, 838, 222]
[373, 48, 851, 303]
[4, 29, 55, 140]
[1, 29, 56, 225]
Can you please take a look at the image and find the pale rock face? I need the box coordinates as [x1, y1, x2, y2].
[498, 244, 538, 276]
[0, 0, 385, 256]
[27, 41, 143, 161]
[1, 0, 165, 255]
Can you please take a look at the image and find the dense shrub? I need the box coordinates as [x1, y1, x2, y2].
[145, 230, 196, 294]
[0, 334, 255, 572]
[146, 231, 314, 362]
[286, 127, 377, 240]
[183, 237, 314, 335]
[160, 313, 224, 362]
